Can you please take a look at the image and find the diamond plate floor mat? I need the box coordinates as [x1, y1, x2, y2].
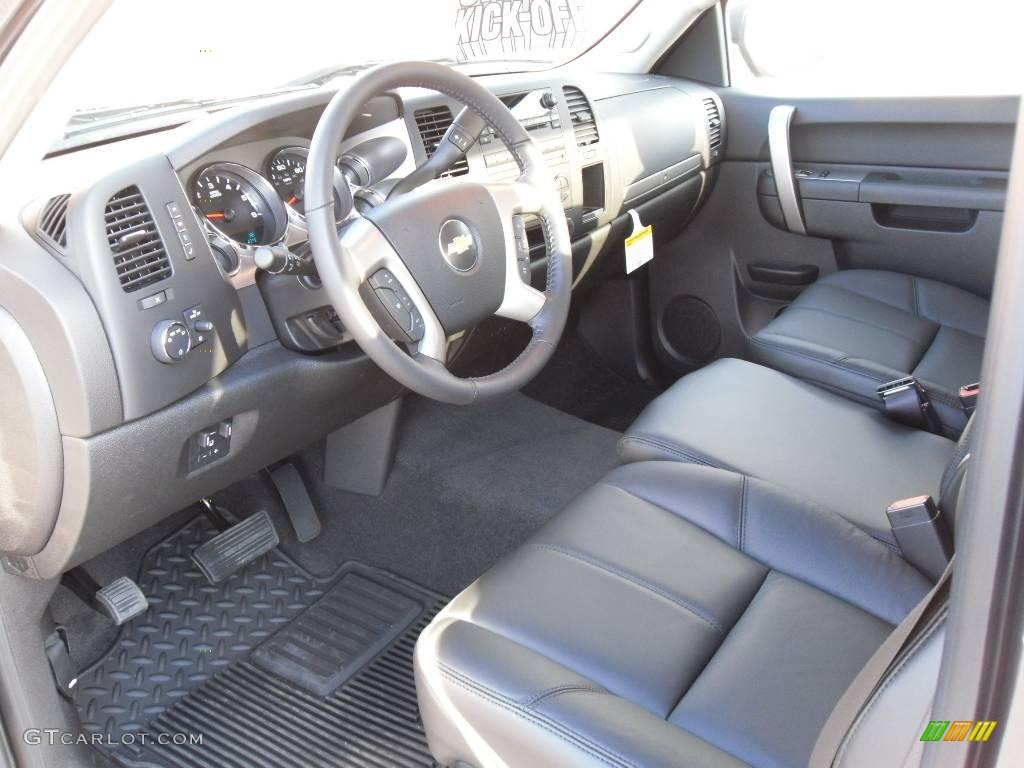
[75, 514, 447, 767]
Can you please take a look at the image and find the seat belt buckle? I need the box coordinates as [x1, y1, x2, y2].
[877, 377, 943, 435]
[959, 382, 980, 416]
[886, 495, 953, 581]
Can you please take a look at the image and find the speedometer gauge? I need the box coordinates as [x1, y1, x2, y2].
[192, 163, 286, 246]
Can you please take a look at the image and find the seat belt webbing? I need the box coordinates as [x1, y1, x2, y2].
[808, 557, 954, 768]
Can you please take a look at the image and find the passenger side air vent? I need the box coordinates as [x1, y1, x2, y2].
[37, 193, 71, 250]
[413, 106, 469, 177]
[562, 86, 599, 147]
[104, 186, 172, 293]
[703, 97, 723, 158]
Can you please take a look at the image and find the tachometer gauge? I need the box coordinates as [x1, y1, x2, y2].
[192, 163, 286, 246]
[267, 147, 310, 215]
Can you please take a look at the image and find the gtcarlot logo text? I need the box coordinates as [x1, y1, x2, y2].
[24, 729, 203, 747]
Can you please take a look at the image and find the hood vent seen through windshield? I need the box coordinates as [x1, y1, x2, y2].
[104, 186, 172, 293]
[562, 86, 599, 147]
[413, 106, 469, 177]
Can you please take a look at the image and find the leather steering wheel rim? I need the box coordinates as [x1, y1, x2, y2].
[305, 61, 572, 405]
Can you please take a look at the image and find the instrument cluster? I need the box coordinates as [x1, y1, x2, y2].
[191, 146, 349, 250]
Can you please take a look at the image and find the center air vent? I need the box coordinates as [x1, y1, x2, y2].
[562, 86, 599, 147]
[104, 186, 172, 293]
[413, 106, 468, 177]
[702, 97, 723, 159]
[37, 193, 71, 250]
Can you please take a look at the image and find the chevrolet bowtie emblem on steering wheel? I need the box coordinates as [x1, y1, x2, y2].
[439, 218, 479, 272]
[447, 234, 473, 257]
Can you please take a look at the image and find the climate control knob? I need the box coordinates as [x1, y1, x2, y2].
[151, 320, 191, 363]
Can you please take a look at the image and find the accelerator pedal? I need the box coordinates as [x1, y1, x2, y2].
[192, 510, 279, 583]
[95, 576, 149, 625]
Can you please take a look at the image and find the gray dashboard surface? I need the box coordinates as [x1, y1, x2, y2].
[2, 66, 721, 576]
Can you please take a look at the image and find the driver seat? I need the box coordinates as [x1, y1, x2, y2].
[414, 462, 947, 768]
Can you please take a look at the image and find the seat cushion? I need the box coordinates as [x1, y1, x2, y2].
[751, 269, 988, 436]
[618, 358, 957, 549]
[414, 462, 931, 768]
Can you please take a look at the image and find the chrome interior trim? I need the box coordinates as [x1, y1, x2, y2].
[768, 104, 806, 235]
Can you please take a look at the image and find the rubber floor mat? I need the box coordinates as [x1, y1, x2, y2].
[75, 515, 446, 767]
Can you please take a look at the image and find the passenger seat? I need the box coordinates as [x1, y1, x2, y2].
[619, 358, 971, 551]
[750, 269, 987, 437]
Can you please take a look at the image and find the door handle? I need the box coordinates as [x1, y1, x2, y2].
[768, 105, 806, 235]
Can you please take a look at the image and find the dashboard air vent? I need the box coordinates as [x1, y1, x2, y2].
[703, 97, 723, 156]
[413, 106, 469, 177]
[37, 193, 71, 250]
[562, 86, 599, 147]
[104, 186, 172, 293]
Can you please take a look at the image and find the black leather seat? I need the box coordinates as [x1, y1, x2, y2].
[750, 269, 988, 437]
[619, 357, 969, 550]
[414, 462, 942, 768]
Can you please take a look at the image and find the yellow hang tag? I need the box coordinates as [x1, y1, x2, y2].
[625, 209, 654, 274]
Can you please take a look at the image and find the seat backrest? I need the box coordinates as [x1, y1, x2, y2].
[939, 413, 975, 531]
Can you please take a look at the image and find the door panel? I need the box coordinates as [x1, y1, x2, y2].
[728, 91, 1018, 297]
[646, 88, 1018, 375]
[724, 94, 1018, 170]
[756, 162, 1006, 297]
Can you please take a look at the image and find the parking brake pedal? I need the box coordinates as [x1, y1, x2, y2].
[95, 577, 149, 625]
[192, 510, 279, 583]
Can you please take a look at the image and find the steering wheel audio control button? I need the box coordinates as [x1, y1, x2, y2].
[360, 269, 426, 344]
[513, 216, 532, 282]
[445, 126, 473, 153]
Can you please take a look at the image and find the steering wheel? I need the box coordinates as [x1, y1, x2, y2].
[304, 61, 571, 404]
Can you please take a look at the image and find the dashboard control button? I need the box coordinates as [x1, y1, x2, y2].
[177, 226, 195, 260]
[166, 202, 182, 219]
[183, 304, 213, 346]
[173, 217, 188, 233]
[151, 320, 191, 363]
[189, 419, 232, 470]
[138, 290, 167, 310]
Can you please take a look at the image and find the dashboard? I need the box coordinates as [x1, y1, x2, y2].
[1, 69, 724, 579]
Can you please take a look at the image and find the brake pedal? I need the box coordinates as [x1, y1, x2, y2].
[192, 510, 279, 583]
[95, 576, 149, 625]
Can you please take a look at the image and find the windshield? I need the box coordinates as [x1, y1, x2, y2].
[62, 0, 638, 117]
